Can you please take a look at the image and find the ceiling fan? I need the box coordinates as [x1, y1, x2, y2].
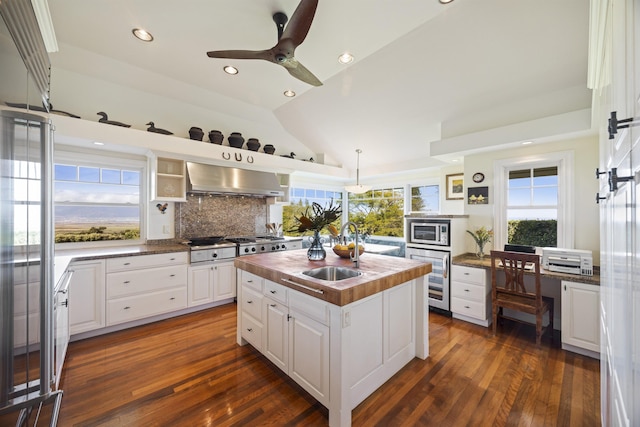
[206, 0, 322, 87]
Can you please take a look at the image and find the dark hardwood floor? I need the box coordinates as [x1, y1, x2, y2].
[1, 303, 600, 426]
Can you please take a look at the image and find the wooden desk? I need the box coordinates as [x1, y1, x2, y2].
[451, 253, 601, 358]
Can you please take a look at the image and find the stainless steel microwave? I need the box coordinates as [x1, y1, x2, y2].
[407, 219, 450, 246]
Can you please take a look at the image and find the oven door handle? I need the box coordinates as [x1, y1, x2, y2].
[443, 253, 449, 279]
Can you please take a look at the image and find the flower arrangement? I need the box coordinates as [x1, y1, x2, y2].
[294, 200, 342, 233]
[466, 226, 493, 258]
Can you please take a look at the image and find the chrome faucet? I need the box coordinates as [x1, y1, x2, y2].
[340, 221, 360, 268]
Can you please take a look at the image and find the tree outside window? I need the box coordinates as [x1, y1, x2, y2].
[348, 188, 404, 237]
[282, 187, 343, 237]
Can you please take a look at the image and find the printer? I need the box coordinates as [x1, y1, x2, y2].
[541, 247, 593, 276]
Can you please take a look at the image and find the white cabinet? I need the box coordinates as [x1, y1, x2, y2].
[561, 280, 600, 357]
[450, 265, 491, 326]
[105, 252, 188, 325]
[187, 260, 236, 307]
[149, 155, 186, 201]
[237, 271, 330, 405]
[68, 260, 106, 335]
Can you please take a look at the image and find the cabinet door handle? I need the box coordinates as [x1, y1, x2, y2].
[170, 257, 176, 261]
[170, 297, 176, 300]
[124, 280, 130, 284]
[247, 279, 253, 283]
[247, 300, 253, 304]
[170, 274, 175, 277]
[464, 289, 470, 292]
[124, 262, 131, 266]
[270, 290, 276, 294]
[247, 328, 253, 332]
[464, 305, 470, 309]
[270, 304, 276, 307]
[124, 306, 131, 310]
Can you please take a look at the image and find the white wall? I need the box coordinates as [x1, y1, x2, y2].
[461, 134, 600, 263]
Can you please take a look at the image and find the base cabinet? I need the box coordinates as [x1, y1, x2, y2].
[451, 265, 491, 326]
[188, 261, 236, 307]
[68, 260, 106, 335]
[561, 280, 600, 357]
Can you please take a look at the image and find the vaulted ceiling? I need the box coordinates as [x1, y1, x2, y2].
[44, 0, 592, 176]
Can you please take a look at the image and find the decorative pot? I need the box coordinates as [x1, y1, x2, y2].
[307, 230, 326, 261]
[228, 132, 244, 148]
[263, 144, 276, 155]
[188, 126, 204, 141]
[246, 138, 261, 151]
[208, 130, 224, 144]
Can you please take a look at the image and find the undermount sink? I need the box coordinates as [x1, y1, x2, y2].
[301, 266, 362, 281]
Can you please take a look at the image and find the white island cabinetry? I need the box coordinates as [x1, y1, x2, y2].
[237, 264, 426, 427]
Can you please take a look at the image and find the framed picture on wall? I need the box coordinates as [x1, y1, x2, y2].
[468, 186, 489, 204]
[446, 173, 464, 200]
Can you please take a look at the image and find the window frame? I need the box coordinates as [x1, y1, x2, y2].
[346, 185, 405, 238]
[493, 151, 574, 250]
[53, 148, 147, 248]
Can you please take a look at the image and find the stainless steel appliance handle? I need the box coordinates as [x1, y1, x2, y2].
[280, 278, 324, 294]
[443, 253, 449, 279]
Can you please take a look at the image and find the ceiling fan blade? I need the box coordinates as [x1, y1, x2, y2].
[207, 49, 272, 61]
[281, 0, 318, 47]
[280, 57, 323, 87]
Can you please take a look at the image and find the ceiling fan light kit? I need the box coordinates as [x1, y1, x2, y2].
[206, 0, 323, 87]
[345, 149, 371, 194]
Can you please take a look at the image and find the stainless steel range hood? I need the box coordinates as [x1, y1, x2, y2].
[186, 162, 284, 197]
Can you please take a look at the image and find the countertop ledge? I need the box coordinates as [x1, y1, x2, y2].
[56, 244, 188, 262]
[235, 249, 432, 306]
[452, 253, 601, 286]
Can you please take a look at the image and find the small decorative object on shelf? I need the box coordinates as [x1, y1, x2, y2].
[294, 200, 342, 261]
[281, 151, 296, 159]
[156, 203, 168, 214]
[188, 126, 204, 141]
[208, 130, 224, 144]
[263, 144, 276, 154]
[246, 138, 261, 151]
[146, 121, 173, 135]
[228, 132, 244, 148]
[97, 111, 130, 127]
[466, 226, 493, 259]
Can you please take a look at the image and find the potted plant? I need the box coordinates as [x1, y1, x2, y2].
[294, 200, 341, 260]
[466, 226, 493, 259]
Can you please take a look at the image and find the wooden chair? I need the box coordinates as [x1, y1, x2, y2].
[490, 250, 554, 345]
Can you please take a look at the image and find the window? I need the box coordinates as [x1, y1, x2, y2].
[54, 151, 145, 245]
[493, 152, 573, 250]
[410, 184, 439, 213]
[283, 187, 343, 237]
[348, 187, 404, 237]
[12, 160, 42, 246]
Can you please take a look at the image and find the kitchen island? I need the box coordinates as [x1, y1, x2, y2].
[234, 249, 432, 427]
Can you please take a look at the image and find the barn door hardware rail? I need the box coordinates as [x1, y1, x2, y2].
[608, 167, 634, 192]
[608, 111, 640, 139]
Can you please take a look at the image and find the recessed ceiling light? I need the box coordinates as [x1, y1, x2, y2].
[93, 141, 104, 146]
[522, 141, 533, 145]
[284, 90, 296, 97]
[223, 65, 239, 75]
[338, 52, 354, 64]
[439, 0, 454, 4]
[132, 28, 154, 42]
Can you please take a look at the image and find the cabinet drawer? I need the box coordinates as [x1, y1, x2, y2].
[264, 280, 288, 304]
[451, 281, 486, 302]
[289, 290, 329, 326]
[106, 287, 187, 325]
[451, 265, 486, 285]
[242, 285, 264, 321]
[106, 252, 187, 272]
[451, 297, 485, 320]
[107, 265, 187, 298]
[241, 313, 263, 350]
[240, 270, 263, 292]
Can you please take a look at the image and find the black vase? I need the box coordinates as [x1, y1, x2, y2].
[247, 138, 261, 151]
[188, 127, 204, 141]
[228, 132, 244, 148]
[208, 130, 224, 144]
[263, 144, 276, 155]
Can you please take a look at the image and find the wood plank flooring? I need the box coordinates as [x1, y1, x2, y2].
[1, 303, 600, 426]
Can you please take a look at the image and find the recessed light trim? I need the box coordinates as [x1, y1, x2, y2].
[93, 141, 104, 146]
[132, 28, 154, 42]
[223, 65, 239, 75]
[284, 90, 296, 97]
[338, 52, 354, 64]
[439, 0, 454, 4]
[522, 141, 533, 145]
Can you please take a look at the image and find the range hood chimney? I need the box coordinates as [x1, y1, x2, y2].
[186, 162, 284, 197]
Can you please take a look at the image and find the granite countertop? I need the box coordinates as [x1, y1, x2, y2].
[452, 253, 601, 286]
[234, 249, 432, 306]
[55, 243, 188, 262]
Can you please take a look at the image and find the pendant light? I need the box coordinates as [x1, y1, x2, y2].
[345, 149, 371, 194]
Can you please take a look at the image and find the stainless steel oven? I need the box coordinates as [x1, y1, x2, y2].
[407, 218, 450, 247]
[406, 247, 450, 312]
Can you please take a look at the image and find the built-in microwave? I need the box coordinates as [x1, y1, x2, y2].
[407, 218, 450, 247]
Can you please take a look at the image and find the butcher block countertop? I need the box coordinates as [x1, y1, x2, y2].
[234, 249, 432, 306]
